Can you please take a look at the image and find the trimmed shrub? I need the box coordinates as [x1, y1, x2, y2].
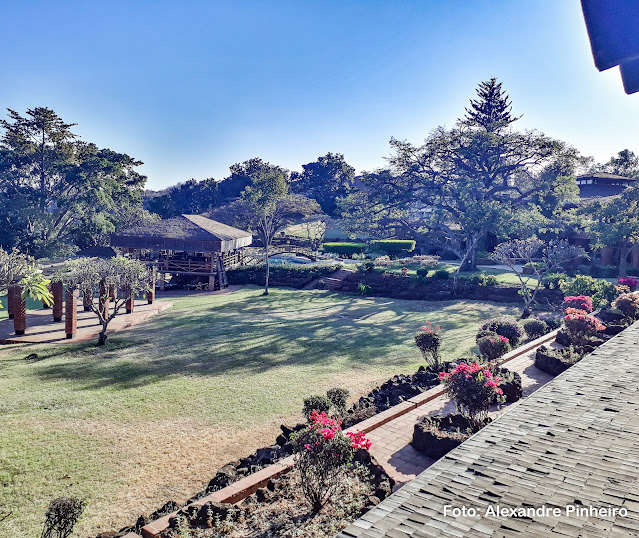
[416, 267, 430, 277]
[227, 264, 340, 287]
[480, 317, 525, 347]
[438, 362, 505, 426]
[559, 275, 618, 308]
[612, 293, 639, 320]
[291, 411, 371, 513]
[536, 313, 563, 330]
[469, 273, 498, 286]
[414, 322, 443, 371]
[618, 277, 639, 291]
[562, 295, 593, 313]
[358, 261, 375, 273]
[475, 329, 499, 344]
[321, 242, 366, 256]
[326, 387, 350, 417]
[543, 272, 568, 289]
[523, 318, 550, 340]
[302, 395, 331, 420]
[432, 269, 450, 280]
[477, 334, 511, 360]
[369, 240, 416, 258]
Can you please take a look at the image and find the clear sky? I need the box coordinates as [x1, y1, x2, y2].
[2, 0, 637, 190]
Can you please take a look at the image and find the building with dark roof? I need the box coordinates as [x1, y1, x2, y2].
[576, 172, 636, 200]
[110, 214, 252, 290]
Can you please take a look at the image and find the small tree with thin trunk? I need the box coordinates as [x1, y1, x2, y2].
[491, 238, 586, 317]
[55, 257, 151, 345]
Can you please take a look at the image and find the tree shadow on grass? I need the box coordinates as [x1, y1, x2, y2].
[32, 290, 520, 391]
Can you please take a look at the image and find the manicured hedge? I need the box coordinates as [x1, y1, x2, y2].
[227, 264, 340, 288]
[321, 242, 366, 255]
[369, 240, 416, 255]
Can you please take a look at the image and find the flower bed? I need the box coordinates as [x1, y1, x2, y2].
[534, 345, 582, 376]
[412, 414, 479, 459]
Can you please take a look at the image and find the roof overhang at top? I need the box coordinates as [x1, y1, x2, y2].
[581, 0, 639, 94]
[110, 214, 253, 253]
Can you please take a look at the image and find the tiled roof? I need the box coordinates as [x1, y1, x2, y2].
[339, 321, 639, 537]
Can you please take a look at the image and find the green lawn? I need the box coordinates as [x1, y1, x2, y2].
[0, 287, 520, 537]
[0, 295, 47, 320]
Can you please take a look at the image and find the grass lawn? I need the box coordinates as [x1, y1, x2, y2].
[0, 287, 520, 537]
[0, 295, 46, 320]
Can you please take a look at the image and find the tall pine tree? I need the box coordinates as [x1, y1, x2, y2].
[463, 77, 521, 132]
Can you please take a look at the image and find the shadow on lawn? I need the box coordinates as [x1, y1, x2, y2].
[31, 289, 516, 391]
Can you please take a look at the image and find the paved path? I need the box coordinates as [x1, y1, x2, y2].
[368, 344, 555, 488]
[0, 299, 172, 345]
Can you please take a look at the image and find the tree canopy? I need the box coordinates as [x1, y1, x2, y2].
[0, 107, 148, 258]
[339, 78, 582, 270]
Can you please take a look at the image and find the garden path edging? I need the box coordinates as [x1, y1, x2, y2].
[139, 328, 560, 538]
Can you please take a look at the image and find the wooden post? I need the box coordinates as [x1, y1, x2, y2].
[7, 283, 17, 320]
[83, 288, 93, 311]
[52, 281, 64, 322]
[12, 286, 26, 335]
[65, 287, 79, 339]
[125, 287, 134, 314]
[147, 271, 155, 304]
[99, 281, 109, 320]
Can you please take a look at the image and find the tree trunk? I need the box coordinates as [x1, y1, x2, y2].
[459, 244, 478, 271]
[98, 331, 108, 346]
[264, 242, 270, 296]
[619, 245, 631, 277]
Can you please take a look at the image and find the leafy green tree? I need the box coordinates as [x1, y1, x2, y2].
[339, 79, 581, 273]
[211, 160, 319, 295]
[0, 107, 146, 257]
[580, 184, 639, 276]
[592, 149, 639, 178]
[146, 178, 218, 218]
[217, 157, 289, 205]
[291, 152, 355, 216]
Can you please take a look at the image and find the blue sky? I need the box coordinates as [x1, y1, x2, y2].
[2, 1, 637, 189]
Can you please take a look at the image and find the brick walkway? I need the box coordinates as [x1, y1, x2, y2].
[0, 299, 172, 345]
[367, 344, 556, 488]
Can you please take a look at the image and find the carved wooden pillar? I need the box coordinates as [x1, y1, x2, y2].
[7, 283, 17, 320]
[65, 287, 79, 339]
[52, 281, 64, 322]
[12, 286, 26, 335]
[99, 281, 109, 320]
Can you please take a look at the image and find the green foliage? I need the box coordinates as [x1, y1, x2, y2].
[414, 323, 443, 370]
[357, 282, 371, 296]
[0, 108, 146, 258]
[357, 261, 375, 273]
[522, 319, 550, 340]
[227, 264, 339, 287]
[432, 269, 450, 280]
[146, 178, 218, 218]
[302, 395, 331, 420]
[291, 152, 355, 216]
[416, 267, 430, 277]
[559, 275, 619, 308]
[543, 272, 568, 289]
[480, 317, 524, 347]
[368, 240, 416, 257]
[612, 293, 639, 321]
[326, 387, 350, 417]
[477, 334, 511, 360]
[469, 273, 498, 286]
[321, 242, 366, 255]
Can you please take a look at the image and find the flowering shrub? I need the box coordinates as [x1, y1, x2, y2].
[480, 317, 525, 347]
[302, 395, 331, 420]
[536, 313, 563, 330]
[438, 362, 505, 427]
[415, 322, 443, 371]
[400, 266, 409, 276]
[477, 334, 511, 360]
[612, 293, 639, 321]
[562, 295, 593, 313]
[522, 318, 550, 340]
[291, 410, 371, 513]
[564, 308, 606, 346]
[618, 277, 639, 291]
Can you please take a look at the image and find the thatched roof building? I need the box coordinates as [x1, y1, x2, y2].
[110, 214, 252, 253]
